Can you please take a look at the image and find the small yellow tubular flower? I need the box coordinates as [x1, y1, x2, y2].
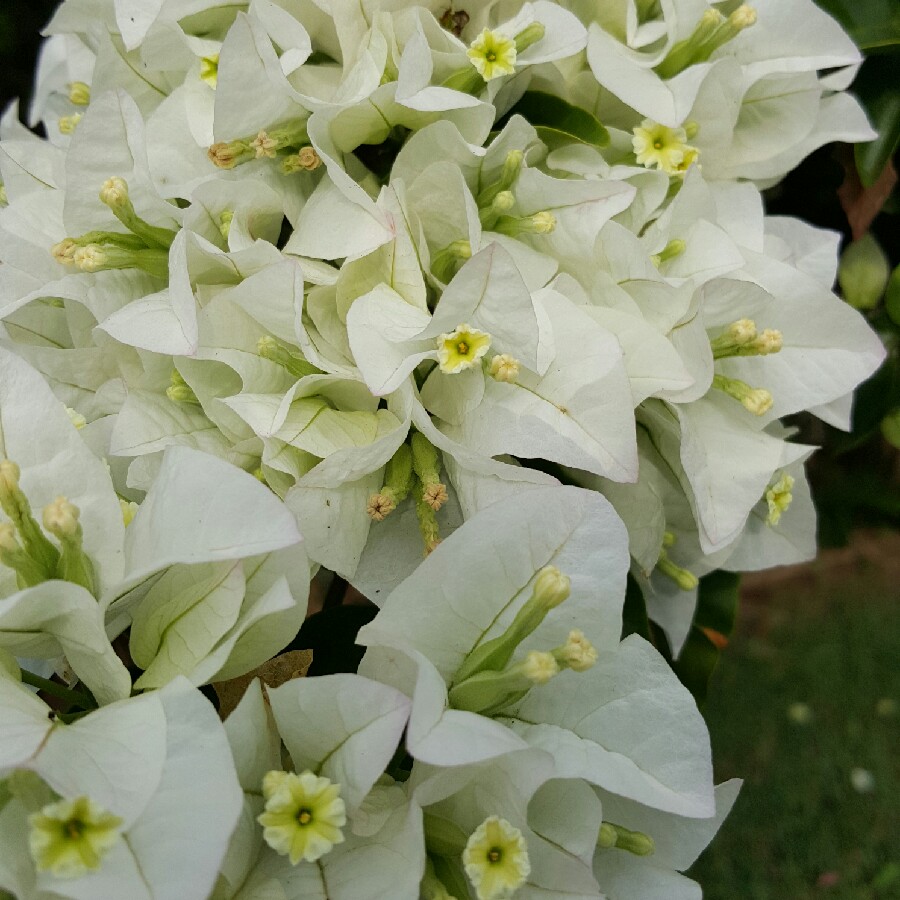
[467, 29, 518, 81]
[765, 473, 794, 526]
[437, 324, 492, 374]
[463, 816, 530, 900]
[632, 120, 696, 175]
[257, 770, 346, 864]
[28, 795, 123, 879]
[712, 374, 773, 416]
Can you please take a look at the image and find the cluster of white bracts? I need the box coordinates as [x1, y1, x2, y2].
[0, 1, 885, 898]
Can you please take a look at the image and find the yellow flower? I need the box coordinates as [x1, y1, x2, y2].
[766, 473, 794, 526]
[437, 324, 492, 374]
[28, 795, 123, 879]
[463, 815, 530, 900]
[632, 120, 698, 175]
[467, 29, 517, 81]
[257, 770, 346, 864]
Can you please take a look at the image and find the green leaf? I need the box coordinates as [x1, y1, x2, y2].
[505, 91, 609, 148]
[851, 54, 900, 186]
[813, 0, 900, 50]
[885, 263, 900, 325]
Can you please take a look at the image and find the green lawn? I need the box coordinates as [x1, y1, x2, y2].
[689, 567, 900, 899]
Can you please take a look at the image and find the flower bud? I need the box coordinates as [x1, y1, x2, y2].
[532, 565, 570, 611]
[556, 629, 598, 672]
[488, 353, 520, 383]
[58, 114, 82, 134]
[68, 82, 91, 105]
[522, 650, 559, 684]
[42, 496, 80, 539]
[99, 176, 129, 209]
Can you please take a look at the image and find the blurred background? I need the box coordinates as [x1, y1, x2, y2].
[1, 2, 897, 897]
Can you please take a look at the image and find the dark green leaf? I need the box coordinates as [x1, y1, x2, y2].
[505, 91, 609, 148]
[885, 263, 900, 325]
[852, 54, 900, 187]
[814, 0, 900, 50]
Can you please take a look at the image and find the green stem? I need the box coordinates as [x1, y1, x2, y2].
[20, 670, 96, 710]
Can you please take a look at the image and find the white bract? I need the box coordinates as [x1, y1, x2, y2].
[0, 0, 886, 896]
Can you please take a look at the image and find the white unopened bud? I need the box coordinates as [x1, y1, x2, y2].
[522, 650, 559, 684]
[532, 565, 570, 611]
[73, 244, 107, 272]
[42, 496, 80, 538]
[559, 629, 598, 672]
[742, 388, 773, 416]
[754, 329, 783, 355]
[730, 5, 757, 29]
[728, 318, 757, 344]
[99, 176, 129, 209]
[488, 353, 520, 383]
[51, 239, 78, 266]
[530, 211, 556, 234]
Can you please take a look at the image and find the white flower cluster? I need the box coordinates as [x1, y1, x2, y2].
[0, 1, 884, 898]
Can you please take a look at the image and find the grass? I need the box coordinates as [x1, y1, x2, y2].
[689, 564, 900, 899]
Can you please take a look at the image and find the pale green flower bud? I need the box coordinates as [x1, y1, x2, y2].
[453, 566, 572, 685]
[651, 238, 687, 267]
[0, 460, 59, 578]
[532, 565, 571, 611]
[493, 211, 556, 236]
[838, 233, 890, 310]
[712, 374, 773, 415]
[431, 240, 472, 283]
[514, 22, 546, 53]
[596, 822, 656, 857]
[257, 335, 321, 379]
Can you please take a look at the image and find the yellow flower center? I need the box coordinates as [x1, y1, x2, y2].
[437, 324, 492, 374]
[467, 29, 518, 81]
[632, 119, 699, 176]
[28, 795, 123, 879]
[257, 770, 347, 865]
[463, 815, 530, 900]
